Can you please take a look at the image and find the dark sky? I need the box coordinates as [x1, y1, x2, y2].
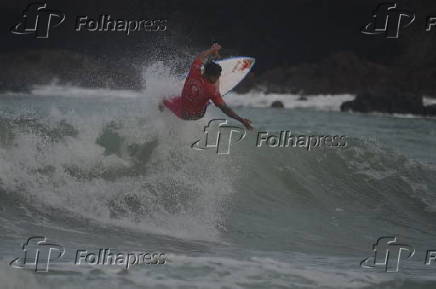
[1, 0, 435, 72]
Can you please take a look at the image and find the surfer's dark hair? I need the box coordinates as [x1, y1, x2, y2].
[204, 61, 222, 77]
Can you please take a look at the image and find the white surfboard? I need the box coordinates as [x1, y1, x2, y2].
[209, 57, 255, 95]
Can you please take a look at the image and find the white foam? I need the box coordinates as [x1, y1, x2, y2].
[423, 96, 436, 106]
[0, 62, 235, 243]
[31, 83, 143, 99]
[225, 92, 355, 111]
[0, 255, 396, 289]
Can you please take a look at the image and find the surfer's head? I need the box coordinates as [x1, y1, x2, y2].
[203, 61, 222, 83]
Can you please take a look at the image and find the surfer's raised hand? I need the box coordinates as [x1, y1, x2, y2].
[211, 43, 222, 53]
[210, 43, 221, 58]
[196, 43, 222, 62]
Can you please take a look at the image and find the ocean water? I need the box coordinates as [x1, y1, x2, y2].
[1, 67, 436, 288]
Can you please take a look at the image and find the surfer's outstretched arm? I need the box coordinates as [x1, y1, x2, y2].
[216, 103, 253, 130]
[195, 43, 221, 63]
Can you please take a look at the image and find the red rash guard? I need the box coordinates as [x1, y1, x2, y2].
[163, 58, 225, 119]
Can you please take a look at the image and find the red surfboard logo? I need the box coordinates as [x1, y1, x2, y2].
[232, 59, 253, 72]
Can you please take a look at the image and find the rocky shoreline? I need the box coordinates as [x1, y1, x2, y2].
[340, 91, 436, 116]
[236, 51, 436, 116]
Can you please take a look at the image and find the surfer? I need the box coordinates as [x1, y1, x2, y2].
[159, 43, 253, 130]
